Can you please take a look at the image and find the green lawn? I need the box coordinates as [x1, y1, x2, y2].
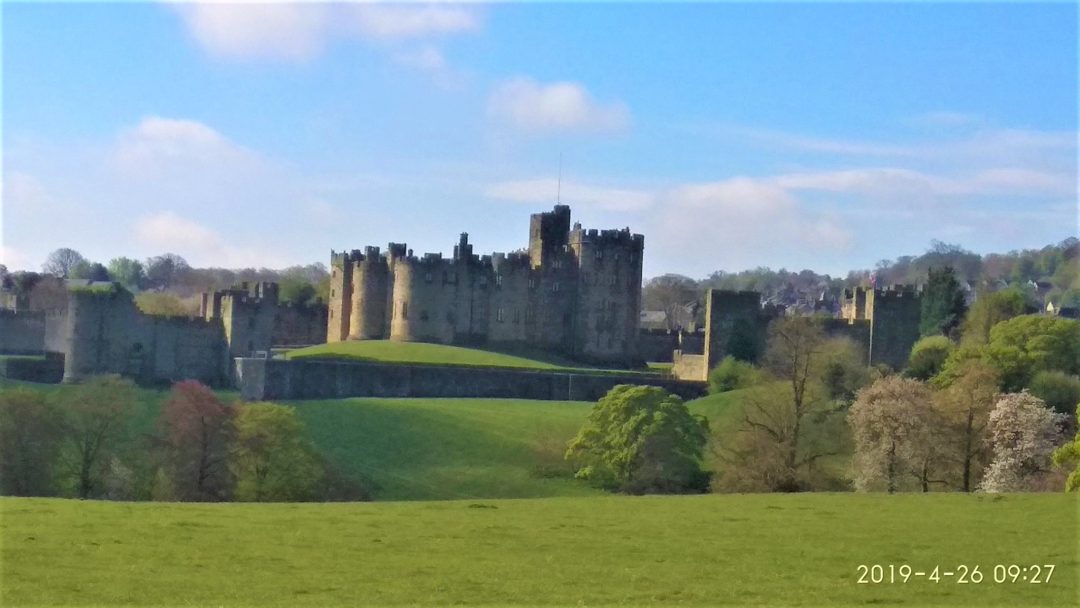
[293, 390, 752, 501]
[2, 493, 1075, 607]
[285, 339, 655, 375]
[293, 397, 601, 501]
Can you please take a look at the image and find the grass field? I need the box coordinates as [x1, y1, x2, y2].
[285, 339, 657, 375]
[292, 389, 751, 500]
[2, 493, 1075, 607]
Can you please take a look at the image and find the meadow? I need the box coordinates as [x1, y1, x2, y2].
[285, 339, 660, 375]
[2, 493, 1075, 607]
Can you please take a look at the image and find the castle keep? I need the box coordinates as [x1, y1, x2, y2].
[327, 205, 645, 365]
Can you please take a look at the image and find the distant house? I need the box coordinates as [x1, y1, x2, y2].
[639, 310, 669, 332]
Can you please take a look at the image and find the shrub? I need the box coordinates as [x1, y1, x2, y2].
[1029, 371, 1080, 417]
[905, 335, 954, 381]
[708, 356, 761, 394]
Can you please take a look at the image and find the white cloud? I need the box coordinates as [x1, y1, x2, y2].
[487, 78, 630, 134]
[170, 3, 329, 61]
[134, 212, 287, 268]
[772, 166, 1074, 199]
[110, 116, 260, 178]
[169, 2, 481, 62]
[485, 178, 654, 212]
[394, 45, 446, 71]
[0, 246, 32, 271]
[650, 177, 854, 272]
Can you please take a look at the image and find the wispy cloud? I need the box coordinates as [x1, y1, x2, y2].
[487, 77, 631, 135]
[134, 211, 288, 268]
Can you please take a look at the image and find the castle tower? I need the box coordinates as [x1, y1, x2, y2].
[348, 247, 389, 340]
[327, 250, 355, 342]
[528, 205, 571, 269]
[702, 289, 764, 375]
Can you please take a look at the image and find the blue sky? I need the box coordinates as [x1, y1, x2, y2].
[2, 2, 1077, 279]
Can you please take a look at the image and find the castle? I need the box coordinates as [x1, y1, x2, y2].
[327, 205, 645, 365]
[671, 284, 922, 381]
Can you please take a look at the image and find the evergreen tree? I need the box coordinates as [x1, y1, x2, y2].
[920, 266, 967, 337]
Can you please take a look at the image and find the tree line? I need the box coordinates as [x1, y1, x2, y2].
[0, 248, 330, 316]
[643, 237, 1079, 331]
[0, 377, 369, 502]
[562, 306, 1080, 495]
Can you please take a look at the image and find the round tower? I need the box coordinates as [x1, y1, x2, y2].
[389, 257, 420, 341]
[348, 248, 389, 340]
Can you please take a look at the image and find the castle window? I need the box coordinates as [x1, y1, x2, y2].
[552, 282, 560, 293]
[332, 270, 337, 278]
[528, 278, 535, 289]
[553, 259, 562, 269]
[596, 250, 603, 259]
[402, 301, 408, 319]
[331, 289, 335, 297]
[425, 272, 433, 283]
[497, 308, 505, 322]
[496, 275, 503, 287]
[330, 309, 333, 319]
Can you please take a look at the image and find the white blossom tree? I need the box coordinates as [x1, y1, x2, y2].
[848, 376, 936, 493]
[980, 392, 1063, 493]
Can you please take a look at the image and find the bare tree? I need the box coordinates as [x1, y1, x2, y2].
[642, 274, 699, 330]
[714, 318, 848, 492]
[42, 248, 86, 279]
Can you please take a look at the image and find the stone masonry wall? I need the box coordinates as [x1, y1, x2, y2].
[236, 357, 706, 403]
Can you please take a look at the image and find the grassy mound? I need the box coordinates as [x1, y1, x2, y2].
[285, 340, 654, 375]
[3, 493, 1075, 607]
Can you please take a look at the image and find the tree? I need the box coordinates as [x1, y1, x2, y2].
[936, 360, 1000, 491]
[849, 377, 936, 493]
[715, 318, 849, 492]
[565, 385, 709, 494]
[1052, 402, 1080, 492]
[108, 257, 145, 291]
[920, 266, 967, 337]
[144, 253, 191, 291]
[960, 287, 1026, 346]
[69, 261, 111, 282]
[157, 381, 235, 501]
[42, 248, 86, 279]
[708, 356, 762, 394]
[905, 335, 954, 381]
[642, 274, 699, 330]
[1029, 371, 1080, 416]
[278, 275, 317, 307]
[230, 403, 323, 501]
[980, 392, 1062, 492]
[55, 375, 138, 498]
[982, 315, 1080, 391]
[135, 292, 194, 317]
[0, 389, 63, 496]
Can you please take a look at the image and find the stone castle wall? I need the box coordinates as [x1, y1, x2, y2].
[0, 310, 46, 355]
[65, 287, 229, 385]
[236, 357, 706, 402]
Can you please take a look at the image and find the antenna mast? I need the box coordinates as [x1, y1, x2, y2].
[556, 153, 562, 204]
